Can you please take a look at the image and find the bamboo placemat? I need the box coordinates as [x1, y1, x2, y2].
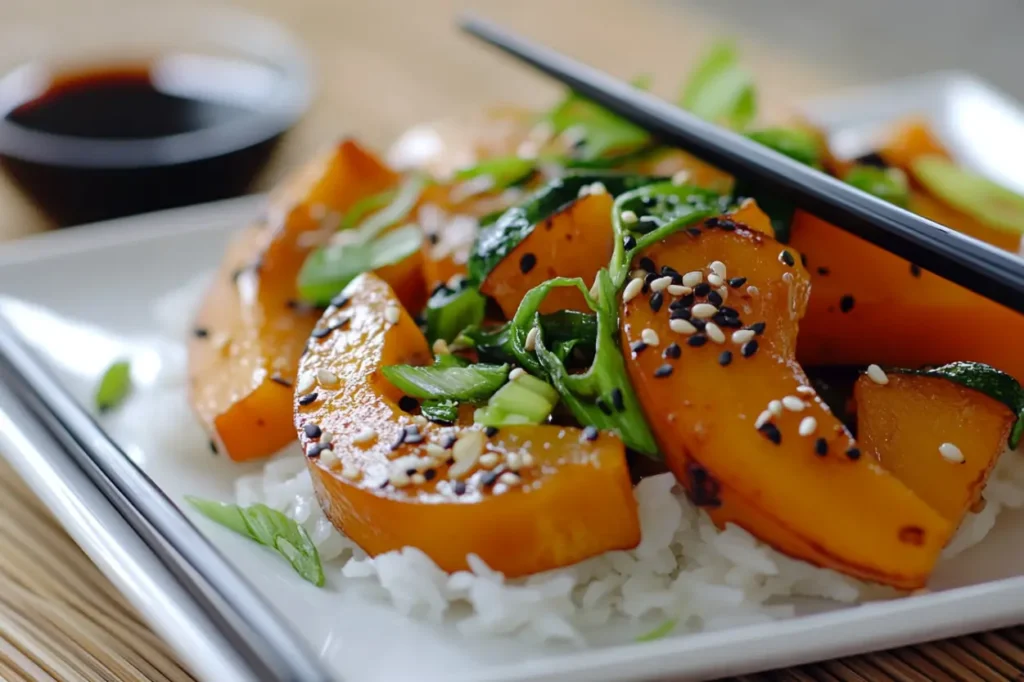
[0, 1, 1021, 680]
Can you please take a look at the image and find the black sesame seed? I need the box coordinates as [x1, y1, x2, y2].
[654, 363, 674, 378]
[846, 446, 861, 461]
[298, 392, 318, 406]
[687, 334, 707, 347]
[779, 250, 795, 267]
[679, 293, 696, 307]
[649, 291, 664, 312]
[453, 481, 467, 496]
[192, 327, 209, 339]
[582, 425, 599, 441]
[270, 374, 292, 388]
[660, 265, 679, 278]
[718, 350, 733, 366]
[909, 264, 921, 278]
[378, 477, 391, 489]
[741, 339, 759, 357]
[839, 295, 856, 313]
[424, 468, 437, 481]
[391, 431, 406, 450]
[430, 283, 448, 298]
[441, 433, 456, 449]
[639, 257, 656, 273]
[670, 307, 692, 321]
[727, 277, 747, 288]
[481, 470, 501, 487]
[694, 282, 711, 297]
[610, 387, 625, 411]
[405, 467, 418, 476]
[707, 290, 723, 307]
[704, 217, 721, 228]
[638, 215, 661, 231]
[446, 456, 455, 466]
[312, 327, 332, 339]
[718, 219, 736, 231]
[816, 267, 830, 276]
[749, 322, 766, 335]
[691, 319, 707, 331]
[623, 235, 637, 250]
[814, 438, 828, 456]
[663, 342, 681, 359]
[330, 293, 351, 308]
[306, 443, 326, 458]
[800, 253, 808, 267]
[686, 227, 702, 237]
[854, 151, 888, 168]
[485, 426, 499, 438]
[428, 232, 440, 245]
[719, 305, 739, 318]
[630, 340, 648, 355]
[209, 439, 219, 455]
[644, 271, 659, 287]
[596, 397, 613, 416]
[519, 253, 537, 274]
[398, 396, 419, 412]
[303, 423, 322, 439]
[758, 423, 782, 445]
[715, 314, 743, 329]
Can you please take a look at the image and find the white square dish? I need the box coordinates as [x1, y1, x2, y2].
[1, 72, 1023, 682]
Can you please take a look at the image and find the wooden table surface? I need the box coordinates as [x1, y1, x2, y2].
[0, 1, 1021, 680]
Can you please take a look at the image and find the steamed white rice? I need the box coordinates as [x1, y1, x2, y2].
[140, 276, 1024, 644]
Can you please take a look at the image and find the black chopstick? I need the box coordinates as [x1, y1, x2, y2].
[0, 316, 332, 682]
[459, 14, 1024, 314]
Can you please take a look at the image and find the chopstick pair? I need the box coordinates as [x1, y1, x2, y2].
[460, 15, 1024, 315]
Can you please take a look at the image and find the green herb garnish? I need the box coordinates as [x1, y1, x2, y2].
[460, 311, 598, 368]
[679, 41, 756, 130]
[95, 360, 132, 413]
[185, 497, 324, 587]
[844, 165, 910, 208]
[381, 363, 509, 401]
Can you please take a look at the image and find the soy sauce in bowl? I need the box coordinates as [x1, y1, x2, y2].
[0, 52, 310, 226]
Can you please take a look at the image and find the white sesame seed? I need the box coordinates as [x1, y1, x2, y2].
[732, 329, 756, 345]
[796, 385, 816, 395]
[525, 326, 539, 352]
[479, 452, 499, 468]
[754, 410, 773, 429]
[509, 367, 527, 381]
[707, 273, 724, 287]
[499, 472, 521, 486]
[316, 369, 339, 387]
[577, 184, 592, 198]
[631, 268, 647, 279]
[352, 428, 376, 444]
[671, 170, 691, 186]
[641, 328, 660, 346]
[413, 415, 428, 427]
[389, 469, 411, 487]
[710, 261, 727, 278]
[798, 416, 818, 437]
[717, 286, 729, 301]
[782, 396, 806, 412]
[319, 431, 334, 445]
[866, 364, 889, 385]
[768, 400, 783, 416]
[622, 277, 644, 303]
[746, 285, 760, 296]
[432, 338, 450, 355]
[589, 181, 608, 196]
[447, 274, 466, 290]
[683, 271, 703, 287]
[621, 209, 638, 225]
[669, 318, 697, 335]
[650, 276, 673, 292]
[667, 285, 692, 296]
[449, 431, 485, 479]
[425, 443, 447, 459]
[296, 372, 316, 394]
[939, 442, 965, 463]
[384, 305, 400, 325]
[319, 448, 338, 465]
[411, 473, 426, 485]
[521, 453, 535, 468]
[691, 303, 718, 319]
[705, 322, 726, 344]
[506, 452, 522, 470]
[341, 464, 360, 480]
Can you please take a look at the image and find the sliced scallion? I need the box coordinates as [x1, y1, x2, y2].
[844, 165, 910, 208]
[426, 284, 487, 343]
[679, 41, 756, 131]
[381, 363, 509, 401]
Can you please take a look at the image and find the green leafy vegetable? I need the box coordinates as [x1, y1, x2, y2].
[636, 619, 677, 642]
[420, 398, 460, 424]
[679, 41, 756, 130]
[95, 360, 132, 413]
[844, 165, 910, 208]
[911, 156, 1024, 235]
[186, 497, 324, 586]
[381, 363, 509, 401]
[899, 361, 1024, 449]
[460, 311, 598, 368]
[548, 91, 651, 161]
[426, 284, 487, 343]
[454, 156, 536, 190]
[747, 127, 823, 167]
[474, 374, 560, 426]
[297, 224, 422, 305]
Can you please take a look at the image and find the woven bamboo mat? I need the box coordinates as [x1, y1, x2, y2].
[0, 1, 1021, 680]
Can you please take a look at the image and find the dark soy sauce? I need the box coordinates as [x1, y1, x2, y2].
[0, 54, 301, 226]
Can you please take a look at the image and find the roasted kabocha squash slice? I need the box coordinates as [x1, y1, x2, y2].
[855, 362, 1023, 524]
[790, 211, 1024, 380]
[190, 140, 417, 461]
[293, 273, 640, 576]
[619, 219, 950, 589]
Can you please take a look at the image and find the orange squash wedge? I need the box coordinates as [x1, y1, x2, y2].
[620, 221, 950, 589]
[294, 273, 640, 576]
[855, 368, 1016, 524]
[189, 140, 423, 462]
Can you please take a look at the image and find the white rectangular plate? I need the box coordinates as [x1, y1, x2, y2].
[1, 73, 1023, 682]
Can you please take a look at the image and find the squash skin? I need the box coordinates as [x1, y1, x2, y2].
[480, 193, 615, 318]
[791, 211, 1024, 380]
[296, 273, 640, 577]
[855, 373, 1014, 524]
[189, 141, 418, 462]
[621, 223, 950, 589]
